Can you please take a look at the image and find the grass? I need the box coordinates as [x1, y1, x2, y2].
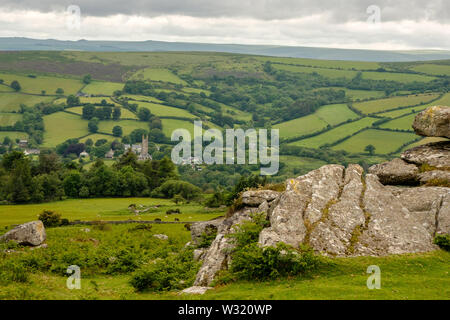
[314, 103, 360, 126]
[130, 68, 187, 85]
[410, 64, 450, 76]
[122, 94, 163, 103]
[82, 81, 124, 96]
[79, 133, 119, 144]
[66, 106, 137, 120]
[137, 101, 197, 119]
[273, 64, 358, 79]
[275, 114, 328, 139]
[98, 120, 149, 136]
[43, 112, 89, 147]
[258, 57, 381, 70]
[0, 198, 225, 227]
[332, 129, 418, 154]
[161, 119, 196, 138]
[0, 72, 83, 95]
[182, 87, 211, 96]
[353, 94, 439, 114]
[313, 87, 385, 101]
[289, 117, 378, 148]
[361, 71, 436, 83]
[380, 114, 416, 131]
[400, 137, 449, 152]
[0, 131, 28, 142]
[0, 113, 22, 126]
[0, 92, 55, 112]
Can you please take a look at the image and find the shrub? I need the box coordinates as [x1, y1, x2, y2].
[0, 260, 29, 284]
[92, 221, 112, 231]
[434, 234, 450, 251]
[38, 210, 62, 227]
[129, 249, 199, 292]
[197, 229, 217, 249]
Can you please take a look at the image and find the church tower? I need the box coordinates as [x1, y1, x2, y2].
[138, 134, 152, 160]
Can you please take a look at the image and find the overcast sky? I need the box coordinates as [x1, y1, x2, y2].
[0, 0, 449, 50]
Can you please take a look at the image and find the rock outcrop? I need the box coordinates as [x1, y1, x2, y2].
[368, 158, 419, 185]
[189, 107, 449, 287]
[401, 142, 450, 169]
[413, 106, 449, 139]
[0, 221, 46, 246]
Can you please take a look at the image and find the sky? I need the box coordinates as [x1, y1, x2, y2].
[0, 0, 449, 50]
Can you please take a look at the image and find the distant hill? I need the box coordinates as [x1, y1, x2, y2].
[1, 37, 450, 62]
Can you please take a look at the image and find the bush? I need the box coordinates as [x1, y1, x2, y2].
[222, 212, 321, 281]
[0, 260, 29, 284]
[434, 234, 450, 251]
[129, 249, 199, 292]
[197, 229, 217, 248]
[38, 210, 62, 227]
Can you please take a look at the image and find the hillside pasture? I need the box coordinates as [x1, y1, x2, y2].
[361, 71, 436, 83]
[275, 114, 328, 140]
[137, 101, 197, 119]
[161, 119, 196, 138]
[0, 131, 28, 142]
[0, 72, 83, 95]
[82, 81, 124, 96]
[332, 129, 418, 154]
[409, 64, 450, 77]
[0, 113, 22, 126]
[130, 68, 187, 85]
[289, 117, 378, 148]
[122, 94, 163, 103]
[42, 112, 89, 147]
[353, 94, 440, 114]
[400, 137, 449, 152]
[80, 133, 118, 144]
[314, 103, 360, 126]
[380, 114, 416, 131]
[98, 120, 149, 136]
[0, 92, 54, 112]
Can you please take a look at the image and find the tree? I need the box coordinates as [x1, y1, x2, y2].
[113, 107, 121, 120]
[113, 125, 123, 137]
[67, 95, 80, 107]
[364, 144, 376, 155]
[11, 80, 21, 91]
[82, 104, 95, 119]
[88, 117, 99, 133]
[83, 74, 92, 84]
[2, 136, 11, 146]
[138, 107, 151, 121]
[56, 88, 64, 95]
[41, 90, 46, 96]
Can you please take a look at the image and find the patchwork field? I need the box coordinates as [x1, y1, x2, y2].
[0, 92, 54, 112]
[380, 113, 416, 131]
[0, 113, 22, 126]
[43, 112, 89, 147]
[0, 72, 83, 95]
[98, 120, 149, 136]
[0, 131, 28, 141]
[130, 68, 187, 85]
[275, 114, 328, 139]
[332, 129, 418, 154]
[137, 101, 197, 119]
[82, 81, 124, 96]
[289, 117, 378, 148]
[314, 87, 385, 101]
[410, 64, 450, 76]
[314, 103, 360, 126]
[353, 94, 440, 114]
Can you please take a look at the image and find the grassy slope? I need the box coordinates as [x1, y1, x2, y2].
[332, 129, 418, 154]
[0, 92, 54, 112]
[137, 101, 197, 119]
[82, 81, 124, 96]
[353, 94, 440, 114]
[289, 117, 377, 148]
[0, 198, 225, 227]
[275, 114, 328, 139]
[314, 104, 359, 126]
[43, 112, 89, 147]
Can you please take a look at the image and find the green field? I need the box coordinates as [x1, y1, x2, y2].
[0, 113, 21, 126]
[400, 137, 449, 152]
[98, 120, 149, 136]
[66, 106, 137, 120]
[353, 94, 439, 114]
[130, 68, 187, 85]
[0, 131, 28, 141]
[259, 57, 381, 70]
[137, 101, 197, 119]
[122, 94, 164, 103]
[0, 72, 83, 95]
[0, 92, 54, 112]
[161, 119, 196, 138]
[0, 198, 224, 227]
[313, 87, 385, 101]
[275, 114, 328, 139]
[314, 103, 360, 126]
[82, 81, 124, 96]
[43, 112, 89, 147]
[380, 113, 416, 131]
[79, 133, 118, 145]
[289, 117, 378, 148]
[332, 129, 418, 154]
[361, 71, 436, 83]
[410, 64, 450, 76]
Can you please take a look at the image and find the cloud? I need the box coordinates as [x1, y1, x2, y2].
[0, 1, 449, 50]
